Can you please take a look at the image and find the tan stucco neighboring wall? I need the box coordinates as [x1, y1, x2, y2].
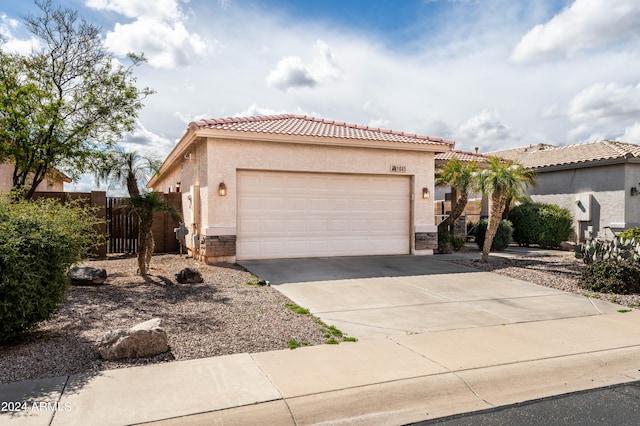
[0, 162, 67, 193]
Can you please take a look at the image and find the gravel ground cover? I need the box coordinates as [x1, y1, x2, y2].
[0, 254, 333, 385]
[444, 251, 640, 309]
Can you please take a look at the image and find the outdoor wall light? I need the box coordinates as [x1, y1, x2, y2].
[422, 187, 430, 199]
[631, 187, 638, 196]
[218, 182, 227, 196]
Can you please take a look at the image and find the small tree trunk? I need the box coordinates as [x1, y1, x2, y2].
[482, 193, 507, 262]
[137, 218, 153, 276]
[145, 231, 154, 273]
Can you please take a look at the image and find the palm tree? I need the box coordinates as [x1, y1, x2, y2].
[94, 146, 161, 198]
[435, 157, 479, 230]
[129, 192, 179, 276]
[475, 156, 536, 262]
[95, 147, 176, 276]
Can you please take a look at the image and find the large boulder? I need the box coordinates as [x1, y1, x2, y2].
[175, 267, 203, 284]
[98, 318, 168, 360]
[70, 266, 107, 286]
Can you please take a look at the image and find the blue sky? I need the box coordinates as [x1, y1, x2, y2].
[2, 0, 640, 191]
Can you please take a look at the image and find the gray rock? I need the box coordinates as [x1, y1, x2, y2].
[70, 266, 107, 286]
[175, 267, 203, 284]
[98, 318, 168, 360]
[560, 241, 576, 252]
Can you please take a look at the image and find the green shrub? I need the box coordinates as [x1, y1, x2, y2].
[0, 197, 103, 343]
[509, 203, 573, 248]
[452, 237, 466, 251]
[618, 227, 640, 241]
[579, 260, 640, 294]
[475, 218, 513, 251]
[438, 228, 453, 254]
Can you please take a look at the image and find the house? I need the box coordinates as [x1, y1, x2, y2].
[148, 114, 454, 263]
[489, 140, 640, 242]
[0, 162, 71, 193]
[434, 150, 488, 238]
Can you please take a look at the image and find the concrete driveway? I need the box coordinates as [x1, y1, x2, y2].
[240, 255, 621, 339]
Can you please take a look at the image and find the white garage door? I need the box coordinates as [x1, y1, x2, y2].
[236, 170, 410, 260]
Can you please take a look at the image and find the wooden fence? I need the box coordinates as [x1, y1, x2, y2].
[33, 191, 182, 258]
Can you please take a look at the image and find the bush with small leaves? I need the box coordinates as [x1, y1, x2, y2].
[475, 218, 513, 251]
[579, 260, 640, 295]
[0, 197, 103, 343]
[617, 227, 640, 241]
[509, 202, 573, 248]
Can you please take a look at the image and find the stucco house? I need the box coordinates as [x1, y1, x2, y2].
[0, 162, 71, 193]
[148, 114, 454, 263]
[490, 140, 640, 242]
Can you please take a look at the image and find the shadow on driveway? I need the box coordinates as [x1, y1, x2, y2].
[239, 255, 479, 285]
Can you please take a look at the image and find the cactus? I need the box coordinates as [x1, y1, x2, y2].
[575, 236, 640, 264]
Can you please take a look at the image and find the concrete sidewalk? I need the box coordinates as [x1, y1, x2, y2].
[2, 311, 640, 425]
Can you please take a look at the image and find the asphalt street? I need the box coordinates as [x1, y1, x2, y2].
[415, 380, 640, 426]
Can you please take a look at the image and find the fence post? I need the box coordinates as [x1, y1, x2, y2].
[91, 191, 107, 259]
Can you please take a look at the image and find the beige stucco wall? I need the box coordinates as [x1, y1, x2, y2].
[0, 162, 66, 193]
[200, 138, 436, 246]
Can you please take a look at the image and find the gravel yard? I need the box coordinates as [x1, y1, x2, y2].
[0, 254, 331, 385]
[444, 251, 640, 309]
[2, 250, 638, 386]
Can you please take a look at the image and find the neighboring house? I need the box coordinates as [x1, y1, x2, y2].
[434, 150, 488, 237]
[148, 114, 453, 263]
[490, 140, 640, 242]
[0, 162, 71, 193]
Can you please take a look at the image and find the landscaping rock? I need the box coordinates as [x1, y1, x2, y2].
[98, 318, 168, 360]
[560, 241, 576, 252]
[175, 267, 203, 284]
[70, 266, 107, 286]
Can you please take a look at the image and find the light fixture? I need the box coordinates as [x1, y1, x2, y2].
[218, 182, 227, 196]
[422, 187, 430, 199]
[631, 187, 638, 196]
[175, 181, 181, 193]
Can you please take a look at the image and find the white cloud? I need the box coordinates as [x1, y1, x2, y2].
[0, 14, 39, 54]
[567, 82, 640, 124]
[367, 118, 391, 129]
[512, 0, 640, 63]
[266, 40, 343, 91]
[618, 123, 640, 143]
[455, 109, 519, 150]
[86, 0, 181, 20]
[86, 0, 215, 68]
[119, 121, 175, 159]
[234, 103, 289, 117]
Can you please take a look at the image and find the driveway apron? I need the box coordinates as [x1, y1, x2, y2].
[240, 255, 620, 339]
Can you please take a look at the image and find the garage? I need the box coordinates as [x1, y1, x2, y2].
[236, 170, 410, 260]
[149, 114, 452, 263]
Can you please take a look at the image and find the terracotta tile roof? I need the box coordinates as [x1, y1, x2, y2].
[435, 150, 488, 163]
[189, 114, 454, 146]
[489, 140, 640, 169]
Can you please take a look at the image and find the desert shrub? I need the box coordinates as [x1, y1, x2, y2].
[509, 203, 573, 248]
[438, 228, 453, 254]
[618, 227, 640, 241]
[579, 260, 640, 294]
[475, 218, 513, 251]
[452, 237, 466, 251]
[0, 197, 103, 343]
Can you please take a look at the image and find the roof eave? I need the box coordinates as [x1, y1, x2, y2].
[192, 127, 453, 152]
[531, 157, 632, 172]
